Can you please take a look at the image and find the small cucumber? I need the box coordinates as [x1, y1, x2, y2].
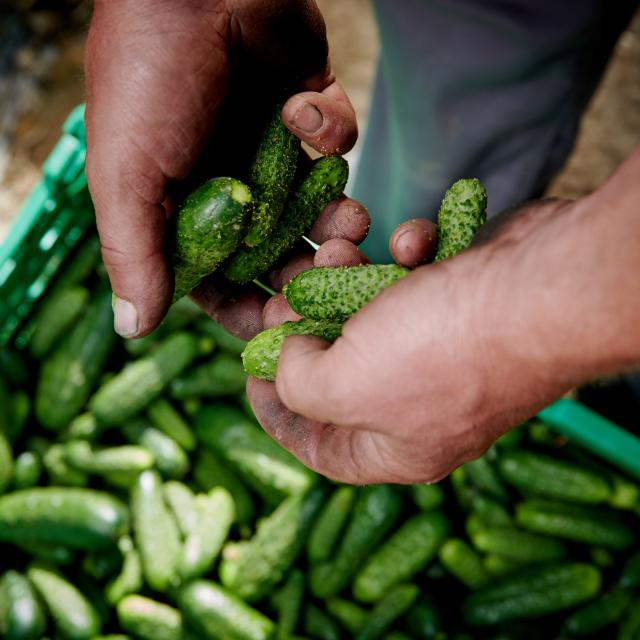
[64, 441, 154, 477]
[0, 487, 128, 549]
[355, 584, 419, 640]
[224, 155, 349, 284]
[0, 570, 46, 640]
[439, 538, 491, 589]
[242, 318, 342, 381]
[353, 511, 449, 602]
[325, 598, 367, 635]
[117, 595, 185, 640]
[146, 398, 196, 452]
[411, 483, 445, 512]
[273, 569, 305, 638]
[463, 562, 601, 626]
[483, 553, 525, 578]
[11, 451, 42, 490]
[61, 413, 102, 442]
[105, 537, 143, 606]
[177, 580, 276, 640]
[42, 443, 89, 486]
[163, 481, 200, 538]
[303, 604, 341, 640]
[464, 456, 509, 502]
[470, 526, 567, 563]
[563, 586, 632, 636]
[169, 352, 247, 399]
[172, 177, 253, 300]
[471, 494, 511, 527]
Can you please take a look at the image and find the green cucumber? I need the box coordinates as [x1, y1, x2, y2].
[224, 155, 349, 283]
[242, 318, 342, 381]
[82, 546, 122, 581]
[463, 562, 601, 626]
[353, 511, 449, 602]
[0, 570, 46, 640]
[105, 538, 143, 606]
[244, 105, 299, 246]
[0, 431, 13, 495]
[325, 598, 367, 635]
[470, 526, 567, 563]
[0, 487, 128, 549]
[406, 598, 442, 639]
[11, 451, 41, 490]
[163, 481, 200, 538]
[62, 413, 102, 442]
[439, 538, 491, 589]
[196, 318, 247, 355]
[464, 456, 509, 502]
[130, 470, 181, 592]
[273, 569, 305, 638]
[90, 333, 206, 426]
[303, 604, 341, 640]
[146, 398, 196, 452]
[169, 352, 247, 399]
[483, 554, 525, 578]
[117, 595, 185, 640]
[42, 442, 89, 486]
[17, 541, 75, 566]
[434, 178, 487, 262]
[355, 584, 419, 640]
[64, 441, 154, 477]
[411, 483, 445, 512]
[36, 288, 117, 431]
[28, 564, 101, 639]
[172, 177, 253, 300]
[471, 494, 511, 527]
[563, 586, 632, 636]
[10, 391, 30, 444]
[177, 580, 275, 640]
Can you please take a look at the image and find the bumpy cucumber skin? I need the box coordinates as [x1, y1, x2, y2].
[283, 264, 409, 321]
[90, 333, 200, 426]
[117, 595, 184, 640]
[353, 511, 449, 603]
[224, 155, 349, 283]
[28, 564, 101, 639]
[470, 526, 567, 563]
[163, 481, 199, 538]
[439, 538, 491, 589]
[434, 178, 487, 262]
[242, 318, 342, 381]
[0, 570, 46, 640]
[355, 584, 419, 640]
[244, 106, 299, 247]
[64, 441, 154, 477]
[169, 352, 247, 399]
[130, 471, 181, 592]
[0, 487, 128, 549]
[498, 451, 611, 504]
[463, 562, 601, 626]
[177, 580, 275, 640]
[515, 500, 634, 550]
[563, 587, 632, 636]
[36, 289, 117, 431]
[172, 177, 253, 300]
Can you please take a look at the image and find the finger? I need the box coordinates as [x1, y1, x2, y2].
[308, 197, 371, 245]
[283, 81, 358, 155]
[269, 253, 315, 292]
[263, 294, 301, 329]
[314, 238, 369, 268]
[389, 218, 439, 268]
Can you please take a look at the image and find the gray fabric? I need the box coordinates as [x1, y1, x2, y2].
[355, 0, 639, 262]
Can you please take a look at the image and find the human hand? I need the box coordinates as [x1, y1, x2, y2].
[85, 0, 357, 339]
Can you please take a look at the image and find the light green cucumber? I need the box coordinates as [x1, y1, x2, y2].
[10, 451, 41, 490]
[146, 398, 196, 452]
[105, 537, 143, 606]
[411, 483, 445, 512]
[163, 481, 200, 538]
[0, 570, 46, 640]
[470, 526, 567, 563]
[326, 598, 367, 635]
[117, 595, 185, 640]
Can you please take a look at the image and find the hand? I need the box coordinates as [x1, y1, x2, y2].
[85, 0, 357, 339]
[248, 148, 640, 484]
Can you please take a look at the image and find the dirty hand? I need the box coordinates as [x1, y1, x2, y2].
[85, 0, 357, 339]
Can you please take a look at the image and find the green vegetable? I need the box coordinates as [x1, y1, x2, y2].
[117, 595, 185, 640]
[105, 538, 143, 606]
[163, 481, 199, 538]
[303, 604, 341, 640]
[0, 431, 13, 495]
[169, 352, 247, 399]
[563, 587, 632, 636]
[146, 398, 196, 452]
[618, 596, 640, 640]
[355, 584, 419, 640]
[439, 538, 491, 589]
[464, 456, 509, 502]
[470, 526, 567, 563]
[42, 443, 89, 486]
[11, 451, 41, 490]
[273, 569, 305, 638]
[325, 598, 367, 635]
[406, 598, 442, 639]
[0, 570, 46, 640]
[620, 551, 640, 589]
[411, 484, 445, 512]
[64, 441, 154, 478]
[471, 494, 511, 527]
[17, 542, 75, 566]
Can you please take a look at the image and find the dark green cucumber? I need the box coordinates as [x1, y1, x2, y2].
[463, 562, 601, 626]
[406, 597, 442, 640]
[498, 451, 611, 504]
[273, 569, 305, 639]
[10, 391, 30, 444]
[0, 379, 16, 445]
[36, 288, 117, 431]
[244, 105, 299, 246]
[11, 451, 41, 490]
[309, 485, 402, 599]
[483, 554, 525, 579]
[177, 580, 275, 640]
[619, 596, 640, 640]
[0, 487, 128, 549]
[471, 494, 511, 527]
[16, 541, 75, 566]
[283, 264, 408, 321]
[620, 551, 640, 589]
[195, 404, 316, 504]
[355, 584, 419, 640]
[353, 511, 449, 602]
[470, 526, 567, 563]
[146, 398, 196, 452]
[82, 546, 122, 581]
[515, 500, 635, 550]
[90, 333, 206, 426]
[411, 484, 445, 512]
[28, 564, 101, 639]
[307, 485, 355, 564]
[303, 604, 341, 640]
[220, 488, 325, 602]
[0, 431, 13, 495]
[241, 318, 342, 381]
[117, 595, 185, 640]
[224, 155, 349, 283]
[169, 352, 247, 399]
[563, 586, 632, 636]
[0, 348, 31, 387]
[196, 318, 247, 355]
[434, 178, 487, 262]
[0, 570, 46, 640]
[172, 177, 253, 300]
[105, 538, 143, 606]
[130, 470, 181, 592]
[325, 598, 367, 635]
[439, 538, 491, 589]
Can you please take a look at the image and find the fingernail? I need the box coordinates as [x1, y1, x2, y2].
[292, 102, 323, 133]
[113, 296, 139, 337]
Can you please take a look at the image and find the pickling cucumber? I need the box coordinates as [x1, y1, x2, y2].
[146, 398, 196, 452]
[10, 451, 41, 490]
[355, 584, 419, 640]
[325, 598, 367, 635]
[163, 480, 199, 538]
[411, 483, 445, 512]
[439, 538, 491, 589]
[117, 594, 185, 640]
[273, 569, 305, 638]
[0, 431, 13, 495]
[470, 526, 567, 563]
[563, 586, 632, 636]
[0, 570, 46, 640]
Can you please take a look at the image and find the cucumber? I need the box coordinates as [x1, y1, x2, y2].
[163, 481, 200, 538]
[282, 264, 409, 321]
[62, 413, 102, 442]
[28, 564, 101, 639]
[90, 333, 206, 426]
[42, 443, 89, 486]
[117, 595, 185, 640]
[130, 470, 181, 592]
[411, 484, 445, 512]
[0, 431, 13, 495]
[439, 538, 491, 589]
[307, 485, 355, 564]
[10, 391, 30, 444]
[618, 597, 640, 640]
[353, 511, 449, 602]
[515, 500, 635, 550]
[179, 487, 234, 580]
[273, 569, 305, 638]
[172, 177, 253, 300]
[470, 526, 567, 563]
[325, 598, 367, 635]
[498, 451, 611, 504]
[406, 598, 442, 639]
[195, 318, 247, 355]
[244, 105, 299, 247]
[471, 494, 511, 527]
[36, 288, 117, 431]
[195, 404, 316, 503]
[169, 352, 247, 399]
[64, 441, 154, 478]
[464, 456, 509, 502]
[563, 587, 632, 636]
[241, 318, 342, 381]
[309, 485, 402, 599]
[483, 554, 525, 578]
[105, 538, 143, 606]
[303, 604, 341, 640]
[54, 234, 103, 290]
[434, 178, 487, 262]
[177, 580, 275, 640]
[0, 487, 128, 549]
[0, 380, 16, 444]
[463, 563, 601, 626]
[224, 155, 349, 284]
[17, 541, 75, 566]
[11, 451, 42, 490]
[355, 584, 419, 640]
[83, 546, 122, 581]
[146, 398, 196, 452]
[0, 570, 46, 640]
[220, 488, 325, 602]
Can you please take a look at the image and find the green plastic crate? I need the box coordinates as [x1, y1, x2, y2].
[1, 106, 639, 481]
